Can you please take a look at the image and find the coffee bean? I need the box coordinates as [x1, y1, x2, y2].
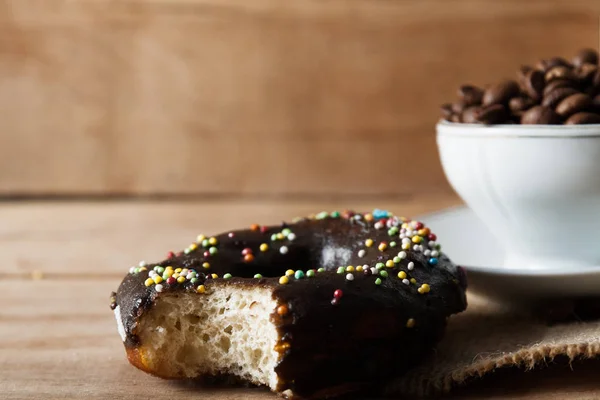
[475, 104, 507, 124]
[509, 96, 535, 113]
[543, 79, 578, 96]
[545, 65, 576, 83]
[461, 106, 480, 124]
[542, 87, 579, 109]
[482, 80, 520, 106]
[440, 104, 453, 119]
[565, 112, 600, 124]
[572, 48, 599, 67]
[521, 106, 561, 124]
[536, 57, 571, 72]
[457, 85, 484, 106]
[555, 93, 593, 117]
[576, 63, 598, 83]
[520, 69, 545, 100]
[451, 102, 466, 114]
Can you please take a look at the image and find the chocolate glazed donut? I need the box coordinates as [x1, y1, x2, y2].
[111, 209, 468, 399]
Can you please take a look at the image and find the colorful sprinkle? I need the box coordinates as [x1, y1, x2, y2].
[330, 211, 341, 218]
[379, 270, 389, 278]
[250, 224, 260, 231]
[202, 262, 210, 270]
[410, 278, 417, 284]
[307, 270, 316, 278]
[276, 233, 285, 240]
[385, 260, 395, 268]
[390, 241, 397, 248]
[334, 289, 343, 299]
[397, 251, 407, 259]
[259, 243, 269, 252]
[406, 318, 416, 328]
[376, 263, 384, 270]
[378, 242, 388, 251]
[337, 266, 346, 274]
[167, 277, 176, 285]
[244, 254, 255, 262]
[211, 273, 218, 279]
[346, 265, 355, 272]
[375, 278, 382, 285]
[144, 278, 154, 287]
[277, 305, 289, 316]
[254, 274, 263, 279]
[209, 247, 218, 255]
[429, 258, 439, 265]
[388, 227, 399, 236]
[428, 233, 437, 241]
[317, 268, 325, 273]
[365, 239, 374, 247]
[285, 269, 295, 277]
[356, 265, 364, 272]
[177, 276, 186, 283]
[279, 276, 290, 285]
[393, 256, 401, 264]
[202, 239, 209, 248]
[398, 271, 407, 279]
[294, 270, 305, 279]
[197, 285, 206, 294]
[152, 275, 163, 284]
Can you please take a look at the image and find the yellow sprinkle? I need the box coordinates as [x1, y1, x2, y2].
[177, 276, 186, 283]
[378, 242, 388, 252]
[400, 217, 408, 222]
[356, 266, 364, 272]
[401, 223, 409, 229]
[197, 285, 206, 294]
[144, 278, 154, 287]
[410, 278, 417, 284]
[417, 287, 424, 294]
[418, 228, 430, 236]
[279, 276, 290, 285]
[385, 260, 395, 268]
[420, 284, 431, 293]
[211, 273, 218, 279]
[364, 213, 374, 222]
[365, 239, 374, 247]
[139, 267, 147, 272]
[163, 270, 173, 278]
[197, 234, 206, 242]
[402, 243, 411, 250]
[189, 243, 198, 251]
[208, 237, 218, 245]
[165, 266, 173, 272]
[398, 271, 407, 279]
[346, 266, 355, 272]
[202, 262, 210, 269]
[181, 268, 189, 275]
[285, 269, 295, 276]
[175, 268, 182, 273]
[412, 236, 423, 244]
[260, 243, 269, 252]
[153, 276, 163, 284]
[277, 233, 285, 240]
[406, 318, 416, 328]
[172, 273, 180, 279]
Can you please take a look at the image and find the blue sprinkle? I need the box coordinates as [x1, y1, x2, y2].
[428, 258, 439, 265]
[373, 209, 390, 219]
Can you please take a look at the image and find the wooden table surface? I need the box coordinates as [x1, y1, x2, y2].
[3, 194, 600, 400]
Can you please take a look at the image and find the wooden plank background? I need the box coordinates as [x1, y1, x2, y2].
[1, 0, 599, 197]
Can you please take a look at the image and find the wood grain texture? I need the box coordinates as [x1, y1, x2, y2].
[1, 0, 599, 196]
[0, 195, 461, 276]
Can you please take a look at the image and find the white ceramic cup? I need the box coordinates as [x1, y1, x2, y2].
[437, 120, 600, 270]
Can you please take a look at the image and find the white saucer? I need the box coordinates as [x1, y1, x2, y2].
[419, 206, 600, 302]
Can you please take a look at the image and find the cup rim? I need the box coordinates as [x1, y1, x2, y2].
[437, 119, 600, 138]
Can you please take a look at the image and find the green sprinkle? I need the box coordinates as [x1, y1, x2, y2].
[316, 211, 329, 220]
[330, 211, 341, 218]
[375, 278, 382, 285]
[282, 228, 292, 237]
[388, 227, 399, 236]
[184, 248, 191, 254]
[393, 256, 401, 264]
[307, 270, 316, 278]
[162, 273, 169, 281]
[337, 266, 346, 274]
[134, 267, 140, 274]
[379, 270, 389, 278]
[294, 270, 305, 279]
[376, 263, 385, 270]
[292, 217, 303, 223]
[254, 274, 263, 279]
[202, 239, 209, 248]
[188, 272, 197, 278]
[190, 277, 198, 284]
[317, 268, 325, 273]
[223, 273, 232, 279]
[390, 241, 397, 248]
[209, 247, 218, 255]
[271, 234, 278, 241]
[436, 244, 442, 250]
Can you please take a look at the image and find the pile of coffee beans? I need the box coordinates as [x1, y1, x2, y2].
[441, 49, 600, 125]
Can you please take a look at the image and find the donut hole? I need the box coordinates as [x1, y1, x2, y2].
[136, 285, 280, 389]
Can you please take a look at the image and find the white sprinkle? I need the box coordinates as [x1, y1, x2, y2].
[186, 274, 194, 280]
[402, 238, 412, 245]
[139, 261, 147, 267]
[149, 270, 157, 277]
[287, 233, 296, 241]
[181, 269, 189, 275]
[398, 251, 407, 259]
[407, 231, 415, 237]
[402, 243, 411, 250]
[346, 273, 355, 281]
[184, 248, 191, 254]
[280, 246, 289, 254]
[407, 262, 415, 271]
[114, 306, 126, 342]
[431, 250, 440, 257]
[374, 221, 384, 230]
[424, 249, 432, 257]
[429, 241, 437, 248]
[358, 249, 366, 258]
[370, 267, 378, 275]
[413, 245, 422, 252]
[155, 284, 164, 293]
[399, 234, 407, 239]
[402, 279, 410, 285]
[363, 264, 369, 270]
[354, 215, 362, 220]
[129, 267, 136, 274]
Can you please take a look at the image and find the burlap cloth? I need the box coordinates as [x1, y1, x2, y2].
[386, 293, 600, 397]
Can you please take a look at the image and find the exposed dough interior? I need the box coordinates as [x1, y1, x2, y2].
[136, 286, 280, 389]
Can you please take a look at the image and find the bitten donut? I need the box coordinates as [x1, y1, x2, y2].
[111, 209, 467, 399]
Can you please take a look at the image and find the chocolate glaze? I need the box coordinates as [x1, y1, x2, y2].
[113, 210, 467, 399]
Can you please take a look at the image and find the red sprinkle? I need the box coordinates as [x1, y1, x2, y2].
[333, 289, 343, 299]
[241, 248, 253, 256]
[260, 226, 269, 234]
[203, 251, 210, 258]
[167, 251, 175, 259]
[428, 233, 437, 241]
[250, 224, 260, 231]
[167, 277, 176, 285]
[244, 254, 255, 262]
[415, 222, 424, 230]
[228, 232, 235, 238]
